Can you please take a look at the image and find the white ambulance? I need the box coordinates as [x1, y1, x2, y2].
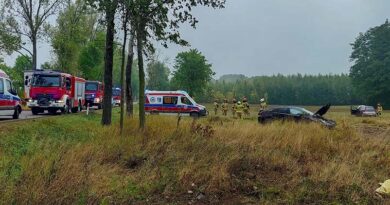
[145, 90, 208, 117]
[0, 69, 22, 119]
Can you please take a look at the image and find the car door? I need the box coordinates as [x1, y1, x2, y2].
[179, 96, 193, 113]
[65, 77, 72, 96]
[0, 78, 15, 115]
[273, 108, 289, 119]
[162, 96, 178, 113]
[4, 79, 15, 108]
[0, 78, 6, 108]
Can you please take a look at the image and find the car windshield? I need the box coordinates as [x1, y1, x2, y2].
[181, 97, 193, 105]
[32, 75, 60, 87]
[290, 107, 314, 115]
[112, 89, 120, 96]
[86, 83, 98, 91]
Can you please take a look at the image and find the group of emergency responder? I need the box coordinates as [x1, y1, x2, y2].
[213, 99, 384, 118]
[213, 97, 267, 119]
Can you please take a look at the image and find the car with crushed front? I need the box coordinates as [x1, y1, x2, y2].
[258, 104, 336, 128]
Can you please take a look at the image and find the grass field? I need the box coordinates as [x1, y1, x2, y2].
[1, 105, 390, 204]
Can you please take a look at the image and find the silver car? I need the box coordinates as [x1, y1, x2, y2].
[351, 105, 377, 117]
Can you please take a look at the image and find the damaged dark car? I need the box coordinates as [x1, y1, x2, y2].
[258, 104, 336, 128]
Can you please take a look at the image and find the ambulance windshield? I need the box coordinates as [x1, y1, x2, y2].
[32, 75, 61, 87]
[181, 97, 193, 105]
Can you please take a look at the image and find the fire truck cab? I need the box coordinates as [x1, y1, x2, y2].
[0, 69, 22, 119]
[85, 81, 104, 109]
[27, 70, 86, 115]
[145, 90, 208, 117]
[112, 87, 121, 106]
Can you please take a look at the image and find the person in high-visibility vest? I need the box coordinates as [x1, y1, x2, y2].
[236, 101, 244, 119]
[242, 97, 250, 117]
[232, 98, 237, 117]
[213, 99, 219, 115]
[221, 99, 228, 116]
[377, 103, 383, 116]
[260, 98, 267, 112]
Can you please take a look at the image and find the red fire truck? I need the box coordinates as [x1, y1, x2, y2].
[85, 81, 104, 109]
[27, 70, 86, 115]
[112, 87, 121, 106]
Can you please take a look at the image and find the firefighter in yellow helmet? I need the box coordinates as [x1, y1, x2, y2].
[236, 101, 244, 119]
[260, 98, 267, 112]
[213, 99, 219, 115]
[242, 97, 250, 117]
[221, 99, 228, 116]
[377, 103, 383, 116]
[232, 98, 237, 117]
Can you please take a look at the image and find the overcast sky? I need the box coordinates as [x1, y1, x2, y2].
[3, 0, 390, 77]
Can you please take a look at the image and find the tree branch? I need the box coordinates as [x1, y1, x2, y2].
[37, 0, 61, 28]
[20, 45, 33, 56]
[15, 50, 32, 62]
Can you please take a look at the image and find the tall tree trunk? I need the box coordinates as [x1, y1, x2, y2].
[32, 36, 37, 70]
[126, 34, 135, 117]
[137, 27, 145, 129]
[120, 15, 128, 135]
[101, 1, 117, 126]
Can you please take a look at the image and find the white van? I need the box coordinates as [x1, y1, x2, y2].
[145, 90, 208, 117]
[0, 69, 22, 119]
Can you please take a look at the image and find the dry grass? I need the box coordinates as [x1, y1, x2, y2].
[1, 108, 390, 204]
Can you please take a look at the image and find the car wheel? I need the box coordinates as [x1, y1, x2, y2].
[31, 107, 40, 115]
[71, 107, 78, 113]
[150, 111, 159, 115]
[260, 117, 270, 124]
[12, 107, 20, 119]
[190, 112, 199, 118]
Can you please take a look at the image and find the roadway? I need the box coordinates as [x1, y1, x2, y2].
[0, 110, 63, 122]
[0, 107, 98, 122]
[0, 103, 133, 123]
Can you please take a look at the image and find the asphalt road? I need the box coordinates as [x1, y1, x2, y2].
[0, 107, 99, 122]
[0, 103, 132, 122]
[0, 110, 58, 121]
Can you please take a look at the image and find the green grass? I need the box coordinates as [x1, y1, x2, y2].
[0, 107, 390, 204]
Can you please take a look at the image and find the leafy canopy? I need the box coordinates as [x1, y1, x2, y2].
[128, 0, 226, 53]
[146, 58, 170, 90]
[350, 20, 390, 105]
[51, 0, 99, 74]
[171, 49, 214, 96]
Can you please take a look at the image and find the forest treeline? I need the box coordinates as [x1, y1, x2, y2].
[196, 74, 362, 105]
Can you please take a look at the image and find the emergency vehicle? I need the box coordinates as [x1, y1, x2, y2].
[112, 87, 121, 106]
[85, 81, 104, 109]
[0, 69, 22, 119]
[27, 70, 86, 115]
[145, 90, 207, 117]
